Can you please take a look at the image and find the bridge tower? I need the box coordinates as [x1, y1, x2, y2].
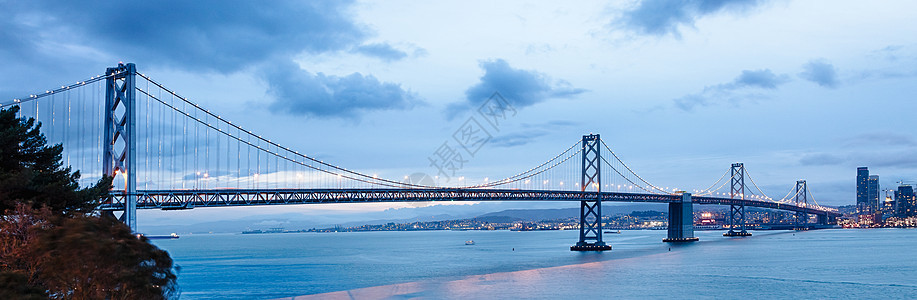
[724, 163, 752, 237]
[571, 134, 611, 251]
[103, 63, 138, 232]
[794, 180, 808, 230]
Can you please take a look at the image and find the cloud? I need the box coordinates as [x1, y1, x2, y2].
[733, 69, 786, 89]
[352, 43, 409, 62]
[452, 59, 586, 116]
[0, 1, 366, 73]
[490, 131, 549, 148]
[855, 150, 917, 169]
[0, 0, 390, 104]
[855, 45, 917, 81]
[799, 59, 839, 88]
[264, 61, 419, 118]
[845, 133, 917, 148]
[615, 0, 768, 37]
[799, 153, 844, 166]
[489, 121, 577, 148]
[871, 45, 905, 62]
[674, 69, 789, 110]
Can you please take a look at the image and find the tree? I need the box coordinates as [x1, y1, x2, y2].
[34, 214, 178, 299]
[0, 106, 178, 299]
[0, 106, 112, 215]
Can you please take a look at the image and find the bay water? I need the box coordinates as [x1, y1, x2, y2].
[152, 229, 917, 299]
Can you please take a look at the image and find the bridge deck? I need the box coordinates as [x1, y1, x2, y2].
[102, 188, 838, 216]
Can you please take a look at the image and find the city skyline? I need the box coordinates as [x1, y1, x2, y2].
[2, 1, 917, 225]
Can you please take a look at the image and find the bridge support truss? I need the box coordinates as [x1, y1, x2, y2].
[571, 134, 611, 251]
[103, 63, 138, 231]
[795, 180, 808, 230]
[724, 163, 752, 237]
[663, 192, 698, 242]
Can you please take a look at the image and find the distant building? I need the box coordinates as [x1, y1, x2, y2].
[880, 189, 896, 217]
[894, 185, 915, 218]
[856, 167, 870, 215]
[867, 175, 880, 213]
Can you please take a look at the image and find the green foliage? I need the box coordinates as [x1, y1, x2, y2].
[0, 106, 178, 299]
[0, 106, 112, 215]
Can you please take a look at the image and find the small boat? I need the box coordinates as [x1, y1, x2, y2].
[465, 240, 475, 245]
[603, 230, 622, 234]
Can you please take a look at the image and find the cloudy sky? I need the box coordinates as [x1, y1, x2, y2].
[2, 0, 916, 227]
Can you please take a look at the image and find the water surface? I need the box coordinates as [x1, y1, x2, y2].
[152, 229, 917, 299]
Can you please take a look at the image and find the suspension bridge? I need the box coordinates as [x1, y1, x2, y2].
[2, 63, 840, 251]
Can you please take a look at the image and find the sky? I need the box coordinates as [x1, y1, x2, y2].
[2, 0, 917, 229]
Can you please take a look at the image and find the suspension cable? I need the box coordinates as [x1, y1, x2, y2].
[137, 75, 584, 190]
[742, 168, 773, 201]
[695, 168, 730, 195]
[601, 156, 671, 194]
[466, 141, 579, 188]
[695, 178, 731, 196]
[2, 73, 113, 107]
[600, 139, 670, 194]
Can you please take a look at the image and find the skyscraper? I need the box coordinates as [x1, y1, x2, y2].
[867, 175, 880, 214]
[897, 185, 916, 218]
[856, 167, 869, 215]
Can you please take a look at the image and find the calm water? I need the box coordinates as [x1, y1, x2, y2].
[152, 229, 917, 299]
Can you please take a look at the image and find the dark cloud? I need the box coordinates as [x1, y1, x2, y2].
[451, 59, 586, 116]
[674, 69, 789, 111]
[799, 59, 839, 88]
[799, 153, 844, 166]
[352, 43, 409, 61]
[265, 61, 419, 118]
[0, 0, 387, 105]
[615, 0, 767, 37]
[0, 1, 366, 73]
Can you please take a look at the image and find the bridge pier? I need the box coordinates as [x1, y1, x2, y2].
[571, 134, 611, 251]
[663, 193, 698, 242]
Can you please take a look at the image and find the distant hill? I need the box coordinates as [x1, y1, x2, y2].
[470, 215, 523, 223]
[477, 203, 668, 221]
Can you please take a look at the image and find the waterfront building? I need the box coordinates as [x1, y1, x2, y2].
[882, 193, 896, 216]
[894, 185, 915, 218]
[856, 167, 870, 215]
[868, 175, 880, 213]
